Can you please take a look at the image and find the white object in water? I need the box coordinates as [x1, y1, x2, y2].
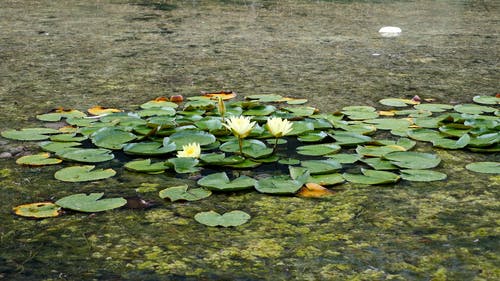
[378, 26, 402, 37]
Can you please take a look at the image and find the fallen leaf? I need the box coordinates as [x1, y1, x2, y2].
[297, 183, 335, 198]
[88, 106, 122, 116]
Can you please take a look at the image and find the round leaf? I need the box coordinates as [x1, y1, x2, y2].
[124, 159, 168, 173]
[400, 169, 447, 181]
[54, 165, 116, 182]
[55, 193, 126, 212]
[1, 128, 60, 141]
[297, 143, 341, 156]
[197, 172, 256, 192]
[465, 162, 500, 174]
[169, 130, 216, 149]
[159, 185, 211, 202]
[12, 202, 61, 218]
[194, 210, 251, 227]
[57, 148, 114, 163]
[383, 151, 441, 169]
[16, 153, 62, 166]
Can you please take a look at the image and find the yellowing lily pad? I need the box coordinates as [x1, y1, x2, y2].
[194, 210, 251, 227]
[55, 193, 126, 212]
[88, 106, 122, 116]
[54, 165, 116, 182]
[297, 183, 335, 198]
[159, 184, 211, 202]
[16, 153, 62, 166]
[13, 202, 61, 218]
[203, 90, 237, 100]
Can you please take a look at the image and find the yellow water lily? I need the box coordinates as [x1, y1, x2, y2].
[177, 142, 201, 158]
[266, 117, 293, 138]
[223, 116, 256, 139]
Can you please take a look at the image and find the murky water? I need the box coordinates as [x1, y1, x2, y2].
[0, 1, 498, 280]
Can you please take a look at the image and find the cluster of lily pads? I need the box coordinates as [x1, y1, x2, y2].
[2, 92, 499, 225]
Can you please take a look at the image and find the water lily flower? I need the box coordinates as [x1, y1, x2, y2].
[223, 116, 256, 139]
[266, 117, 293, 138]
[177, 142, 201, 158]
[223, 116, 256, 154]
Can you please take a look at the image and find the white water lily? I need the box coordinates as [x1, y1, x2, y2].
[223, 116, 256, 139]
[177, 142, 201, 158]
[266, 117, 293, 138]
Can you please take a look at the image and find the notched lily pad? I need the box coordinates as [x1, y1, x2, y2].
[383, 151, 441, 169]
[56, 148, 114, 163]
[1, 128, 60, 141]
[194, 210, 251, 227]
[13, 202, 61, 218]
[16, 153, 62, 166]
[400, 169, 447, 181]
[197, 172, 256, 192]
[124, 159, 168, 173]
[55, 193, 126, 212]
[465, 162, 500, 174]
[54, 165, 116, 182]
[159, 184, 212, 202]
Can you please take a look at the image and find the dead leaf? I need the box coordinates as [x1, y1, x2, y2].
[297, 183, 335, 198]
[202, 90, 237, 100]
[88, 106, 122, 116]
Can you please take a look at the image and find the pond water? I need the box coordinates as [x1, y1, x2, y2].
[0, 0, 498, 280]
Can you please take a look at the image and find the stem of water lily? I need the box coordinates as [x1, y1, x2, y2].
[272, 137, 278, 153]
[238, 137, 243, 155]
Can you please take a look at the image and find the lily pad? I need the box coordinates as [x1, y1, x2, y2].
[356, 145, 406, 157]
[465, 162, 500, 174]
[284, 106, 317, 117]
[123, 141, 176, 156]
[159, 185, 211, 202]
[361, 158, 399, 170]
[300, 159, 342, 174]
[169, 130, 216, 149]
[194, 210, 251, 227]
[343, 169, 400, 185]
[1, 128, 60, 141]
[330, 132, 372, 146]
[36, 109, 87, 121]
[454, 104, 496, 114]
[254, 175, 306, 194]
[297, 143, 341, 156]
[16, 153, 62, 166]
[55, 193, 126, 212]
[383, 151, 441, 169]
[473, 95, 500, 105]
[220, 139, 273, 159]
[197, 172, 256, 192]
[39, 141, 82, 153]
[400, 169, 447, 181]
[414, 103, 453, 112]
[245, 94, 283, 102]
[431, 134, 470, 149]
[57, 148, 114, 163]
[167, 157, 200, 173]
[307, 173, 345, 186]
[324, 153, 361, 164]
[364, 118, 411, 130]
[124, 159, 168, 173]
[91, 127, 137, 150]
[140, 97, 179, 109]
[287, 121, 315, 136]
[54, 165, 116, 182]
[200, 153, 245, 166]
[297, 131, 328, 142]
[243, 105, 277, 116]
[406, 128, 445, 142]
[379, 98, 416, 107]
[50, 133, 88, 142]
[12, 202, 61, 218]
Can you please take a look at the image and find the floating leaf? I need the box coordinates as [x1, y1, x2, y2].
[297, 183, 334, 198]
[330, 132, 372, 146]
[473, 95, 500, 105]
[123, 141, 176, 156]
[203, 90, 237, 100]
[36, 108, 86, 121]
[39, 141, 82, 153]
[140, 97, 179, 109]
[414, 103, 453, 112]
[88, 106, 122, 116]
[383, 151, 441, 169]
[159, 185, 211, 202]
[243, 105, 276, 116]
[465, 162, 500, 174]
[220, 139, 273, 159]
[297, 131, 328, 142]
[1, 128, 60, 141]
[362, 158, 399, 170]
[91, 127, 137, 150]
[364, 118, 411, 130]
[137, 107, 176, 117]
[297, 143, 341, 156]
[12, 202, 61, 218]
[255, 176, 305, 194]
[245, 94, 283, 102]
[284, 106, 317, 117]
[431, 134, 470, 149]
[468, 133, 500, 147]
[300, 159, 342, 174]
[453, 104, 496, 114]
[194, 210, 251, 227]
[307, 173, 345, 186]
[287, 121, 315, 136]
[324, 153, 361, 164]
[57, 148, 114, 163]
[379, 98, 416, 107]
[400, 169, 447, 181]
[54, 165, 116, 182]
[356, 145, 406, 157]
[124, 159, 168, 173]
[50, 133, 88, 142]
[197, 172, 256, 192]
[200, 153, 245, 166]
[343, 169, 400, 185]
[167, 157, 200, 173]
[406, 128, 445, 142]
[16, 153, 62, 166]
[55, 193, 126, 212]
[278, 158, 301, 165]
[169, 130, 216, 149]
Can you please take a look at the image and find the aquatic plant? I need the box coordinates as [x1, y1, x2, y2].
[1, 92, 498, 223]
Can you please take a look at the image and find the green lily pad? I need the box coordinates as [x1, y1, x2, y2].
[343, 169, 400, 185]
[300, 159, 342, 174]
[383, 151, 441, 169]
[124, 159, 168, 173]
[356, 145, 406, 157]
[243, 105, 277, 116]
[324, 153, 361, 164]
[473, 95, 500, 105]
[50, 134, 88, 142]
[394, 109, 432, 118]
[56, 148, 114, 163]
[307, 173, 345, 186]
[220, 139, 273, 159]
[91, 127, 137, 150]
[439, 124, 471, 137]
[454, 104, 496, 114]
[1, 128, 60, 141]
[465, 162, 500, 174]
[55, 193, 126, 212]
[284, 106, 317, 117]
[54, 165, 116, 182]
[183, 99, 215, 110]
[159, 185, 211, 202]
[364, 118, 411, 130]
[343, 110, 379, 120]
[297, 143, 341, 156]
[169, 130, 216, 149]
[225, 159, 262, 169]
[361, 158, 399, 170]
[195, 118, 223, 131]
[287, 121, 315, 136]
[400, 169, 447, 181]
[431, 134, 470, 149]
[137, 107, 176, 117]
[406, 128, 445, 142]
[39, 141, 82, 153]
[12, 202, 61, 218]
[123, 141, 176, 156]
[16, 153, 62, 166]
[197, 172, 256, 192]
[278, 158, 301, 165]
[379, 98, 414, 107]
[167, 157, 200, 173]
[140, 98, 179, 109]
[330, 131, 372, 146]
[468, 133, 500, 147]
[200, 153, 245, 165]
[194, 210, 251, 227]
[297, 131, 328, 142]
[255, 175, 306, 194]
[414, 103, 453, 112]
[36, 109, 87, 122]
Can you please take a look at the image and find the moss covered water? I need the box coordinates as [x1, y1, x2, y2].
[0, 0, 498, 280]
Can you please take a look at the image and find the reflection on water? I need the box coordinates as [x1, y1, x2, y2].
[0, 1, 498, 280]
